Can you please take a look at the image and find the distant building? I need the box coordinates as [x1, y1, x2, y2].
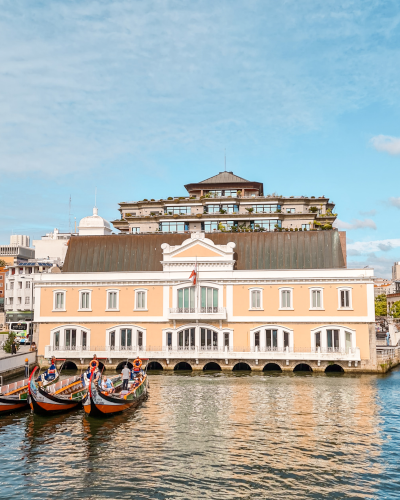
[10, 235, 30, 247]
[111, 171, 337, 235]
[78, 207, 113, 236]
[0, 245, 35, 265]
[387, 281, 400, 315]
[374, 278, 395, 297]
[33, 228, 75, 264]
[392, 262, 400, 280]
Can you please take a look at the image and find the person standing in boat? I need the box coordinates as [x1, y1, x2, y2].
[44, 358, 57, 381]
[121, 364, 130, 391]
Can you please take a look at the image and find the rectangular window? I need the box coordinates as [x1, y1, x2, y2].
[266, 330, 278, 349]
[224, 332, 230, 348]
[281, 290, 291, 308]
[340, 290, 350, 308]
[311, 290, 321, 308]
[164, 206, 192, 215]
[136, 291, 146, 309]
[138, 331, 143, 348]
[82, 331, 87, 349]
[10, 282, 14, 290]
[54, 331, 59, 348]
[159, 222, 189, 232]
[26, 281, 30, 288]
[55, 292, 65, 310]
[200, 287, 218, 312]
[131, 227, 140, 234]
[80, 292, 90, 309]
[286, 208, 295, 213]
[204, 204, 220, 214]
[254, 331, 260, 347]
[220, 204, 239, 214]
[120, 329, 132, 349]
[253, 219, 282, 231]
[25, 297, 30, 305]
[167, 332, 172, 347]
[107, 291, 118, 310]
[201, 221, 219, 232]
[283, 331, 289, 348]
[315, 331, 321, 348]
[178, 287, 195, 312]
[327, 329, 339, 350]
[10, 297, 14, 305]
[18, 281, 22, 289]
[302, 224, 310, 230]
[65, 329, 76, 349]
[109, 331, 115, 349]
[252, 204, 281, 213]
[251, 290, 261, 309]
[17, 297, 21, 304]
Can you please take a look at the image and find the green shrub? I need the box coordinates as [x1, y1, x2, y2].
[3, 331, 20, 354]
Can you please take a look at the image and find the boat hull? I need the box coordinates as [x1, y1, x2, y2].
[0, 396, 29, 414]
[84, 376, 148, 417]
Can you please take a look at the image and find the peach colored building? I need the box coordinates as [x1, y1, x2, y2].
[33, 232, 377, 372]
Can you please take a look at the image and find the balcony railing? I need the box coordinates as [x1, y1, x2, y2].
[168, 307, 227, 319]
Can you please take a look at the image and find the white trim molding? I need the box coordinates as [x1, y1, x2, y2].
[106, 289, 120, 312]
[310, 325, 356, 352]
[50, 324, 91, 350]
[309, 287, 324, 311]
[53, 289, 66, 312]
[249, 287, 264, 311]
[337, 287, 353, 310]
[250, 324, 294, 351]
[105, 324, 147, 350]
[279, 287, 294, 310]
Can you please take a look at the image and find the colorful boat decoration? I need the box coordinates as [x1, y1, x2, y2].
[28, 366, 87, 415]
[0, 362, 60, 415]
[83, 367, 148, 417]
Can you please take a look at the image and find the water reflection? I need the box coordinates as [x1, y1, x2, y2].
[0, 371, 396, 499]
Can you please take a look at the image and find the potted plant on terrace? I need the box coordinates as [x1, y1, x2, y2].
[246, 207, 254, 213]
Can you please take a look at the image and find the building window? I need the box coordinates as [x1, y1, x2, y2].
[54, 291, 65, 310]
[9, 297, 13, 305]
[221, 204, 239, 213]
[79, 291, 91, 310]
[135, 290, 147, 310]
[280, 289, 293, 309]
[310, 288, 323, 309]
[65, 329, 77, 349]
[252, 204, 281, 213]
[166, 332, 172, 348]
[201, 287, 218, 312]
[10, 282, 14, 290]
[338, 288, 352, 309]
[120, 328, 132, 349]
[224, 332, 230, 348]
[254, 331, 260, 347]
[159, 222, 189, 233]
[311, 326, 355, 353]
[164, 206, 192, 215]
[54, 331, 60, 348]
[17, 297, 22, 305]
[138, 331, 143, 348]
[131, 227, 140, 234]
[286, 208, 295, 213]
[205, 189, 237, 197]
[18, 281, 22, 289]
[107, 290, 119, 310]
[178, 286, 195, 312]
[201, 221, 218, 232]
[25, 297, 30, 305]
[109, 330, 116, 349]
[252, 219, 281, 231]
[204, 204, 220, 214]
[249, 289, 263, 310]
[302, 224, 310, 230]
[26, 281, 30, 288]
[327, 329, 340, 351]
[200, 328, 218, 349]
[178, 328, 195, 349]
[266, 329, 278, 349]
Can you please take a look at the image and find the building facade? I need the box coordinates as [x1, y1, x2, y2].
[111, 172, 337, 235]
[34, 232, 376, 372]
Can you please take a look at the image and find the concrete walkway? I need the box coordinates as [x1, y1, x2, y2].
[0, 345, 31, 359]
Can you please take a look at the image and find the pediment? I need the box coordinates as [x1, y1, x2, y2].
[172, 244, 223, 258]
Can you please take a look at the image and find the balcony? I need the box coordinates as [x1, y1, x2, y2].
[168, 307, 227, 320]
[44, 345, 361, 362]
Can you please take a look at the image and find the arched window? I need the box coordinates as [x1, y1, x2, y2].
[200, 328, 218, 350]
[178, 328, 195, 350]
[251, 326, 293, 352]
[310, 326, 356, 353]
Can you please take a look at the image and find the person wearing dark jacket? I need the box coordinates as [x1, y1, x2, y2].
[11, 341, 17, 355]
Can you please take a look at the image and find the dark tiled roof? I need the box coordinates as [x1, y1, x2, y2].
[199, 172, 250, 184]
[62, 231, 346, 273]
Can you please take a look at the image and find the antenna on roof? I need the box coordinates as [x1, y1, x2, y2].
[224, 148, 226, 172]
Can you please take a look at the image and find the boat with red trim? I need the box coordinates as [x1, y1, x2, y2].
[28, 366, 87, 415]
[83, 363, 148, 417]
[0, 362, 60, 415]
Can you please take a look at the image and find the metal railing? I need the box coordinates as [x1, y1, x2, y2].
[169, 307, 226, 314]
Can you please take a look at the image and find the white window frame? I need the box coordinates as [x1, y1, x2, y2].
[309, 287, 324, 310]
[50, 325, 91, 350]
[337, 287, 353, 310]
[105, 325, 147, 350]
[53, 290, 66, 311]
[250, 325, 294, 351]
[79, 289, 92, 311]
[106, 289, 120, 311]
[279, 287, 294, 310]
[26, 281, 31, 288]
[249, 288, 263, 310]
[25, 296, 30, 305]
[134, 289, 148, 311]
[310, 325, 356, 353]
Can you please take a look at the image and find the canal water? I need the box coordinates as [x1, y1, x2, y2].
[1, 369, 400, 499]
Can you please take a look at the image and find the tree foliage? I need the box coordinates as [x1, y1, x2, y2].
[0, 258, 7, 267]
[390, 301, 400, 319]
[375, 294, 387, 317]
[3, 331, 19, 354]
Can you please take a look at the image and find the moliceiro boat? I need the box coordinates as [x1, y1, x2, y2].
[84, 367, 148, 417]
[0, 361, 60, 415]
[28, 366, 87, 415]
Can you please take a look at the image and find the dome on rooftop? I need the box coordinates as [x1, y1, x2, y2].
[78, 207, 112, 236]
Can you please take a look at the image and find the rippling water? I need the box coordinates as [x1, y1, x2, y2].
[1, 369, 400, 499]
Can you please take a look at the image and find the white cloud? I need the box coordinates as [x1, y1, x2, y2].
[359, 209, 376, 216]
[370, 135, 400, 155]
[334, 218, 377, 230]
[348, 238, 400, 254]
[347, 254, 394, 278]
[389, 197, 400, 209]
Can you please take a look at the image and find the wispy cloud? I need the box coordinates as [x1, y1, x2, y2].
[389, 197, 400, 209]
[348, 238, 400, 254]
[359, 209, 376, 216]
[334, 218, 377, 230]
[347, 254, 395, 278]
[370, 135, 400, 155]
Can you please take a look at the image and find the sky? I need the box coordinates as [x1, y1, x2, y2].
[1, 0, 400, 277]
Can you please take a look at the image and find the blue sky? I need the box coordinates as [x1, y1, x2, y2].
[1, 0, 400, 276]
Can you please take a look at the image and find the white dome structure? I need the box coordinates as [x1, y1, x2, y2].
[78, 207, 113, 236]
